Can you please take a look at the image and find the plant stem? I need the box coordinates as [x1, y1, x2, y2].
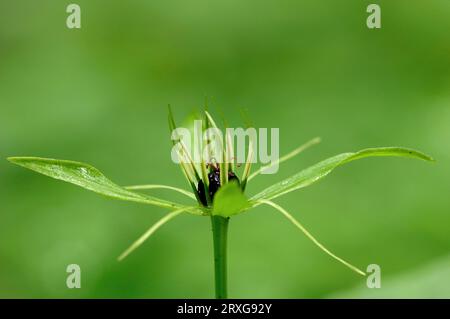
[211, 215, 229, 299]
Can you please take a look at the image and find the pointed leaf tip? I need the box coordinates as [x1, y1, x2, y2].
[7, 156, 196, 212]
[252, 146, 434, 202]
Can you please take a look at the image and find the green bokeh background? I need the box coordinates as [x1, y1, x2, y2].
[1, 1, 449, 298]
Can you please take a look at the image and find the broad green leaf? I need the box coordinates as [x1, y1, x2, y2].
[251, 147, 434, 203]
[8, 157, 203, 215]
[212, 181, 250, 217]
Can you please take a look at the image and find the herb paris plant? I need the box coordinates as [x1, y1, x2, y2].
[7, 108, 434, 299]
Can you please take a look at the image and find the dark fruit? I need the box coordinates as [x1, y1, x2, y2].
[197, 169, 241, 207]
[197, 179, 208, 206]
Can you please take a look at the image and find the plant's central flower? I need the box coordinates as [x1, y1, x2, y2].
[7, 106, 434, 298]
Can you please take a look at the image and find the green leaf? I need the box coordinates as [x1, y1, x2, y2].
[8, 157, 203, 215]
[251, 147, 434, 203]
[212, 181, 250, 217]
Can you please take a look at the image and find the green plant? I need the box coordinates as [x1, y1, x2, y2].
[7, 108, 434, 299]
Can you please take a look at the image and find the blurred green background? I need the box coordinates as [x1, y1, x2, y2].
[1, 1, 449, 298]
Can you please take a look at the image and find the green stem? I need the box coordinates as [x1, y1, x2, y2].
[211, 215, 229, 299]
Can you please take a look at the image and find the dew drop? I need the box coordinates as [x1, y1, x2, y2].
[79, 167, 92, 179]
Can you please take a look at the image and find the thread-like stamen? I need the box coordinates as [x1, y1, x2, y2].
[125, 184, 196, 200]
